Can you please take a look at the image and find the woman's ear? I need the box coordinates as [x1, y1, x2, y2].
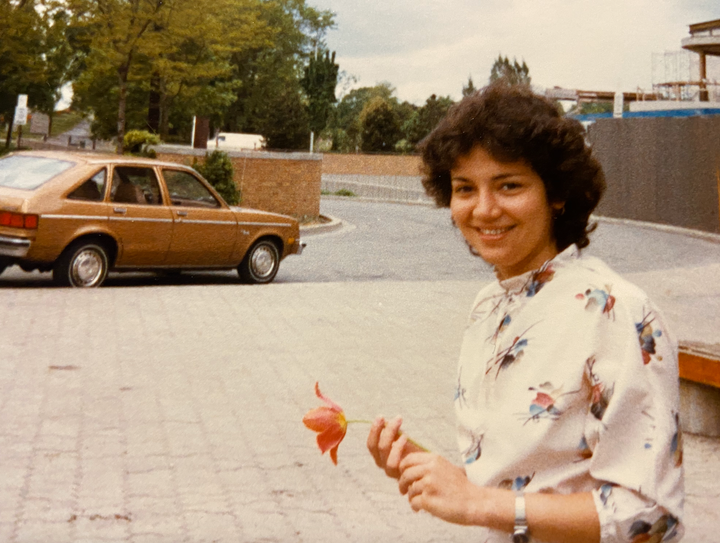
[551, 201, 566, 217]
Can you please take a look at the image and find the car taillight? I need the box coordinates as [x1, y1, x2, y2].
[0, 211, 39, 229]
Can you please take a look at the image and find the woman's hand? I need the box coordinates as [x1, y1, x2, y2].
[398, 452, 486, 526]
[367, 416, 423, 479]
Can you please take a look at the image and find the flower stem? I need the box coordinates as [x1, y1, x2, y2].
[346, 420, 429, 451]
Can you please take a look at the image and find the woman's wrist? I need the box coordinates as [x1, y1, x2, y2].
[465, 485, 515, 530]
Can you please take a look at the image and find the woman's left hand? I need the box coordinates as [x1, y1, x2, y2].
[398, 452, 485, 525]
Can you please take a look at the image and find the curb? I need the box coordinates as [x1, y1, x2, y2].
[593, 215, 720, 244]
[299, 214, 344, 236]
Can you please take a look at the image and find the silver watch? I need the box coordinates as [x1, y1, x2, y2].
[512, 493, 530, 543]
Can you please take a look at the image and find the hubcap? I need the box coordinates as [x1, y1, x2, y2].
[251, 245, 276, 278]
[71, 249, 104, 287]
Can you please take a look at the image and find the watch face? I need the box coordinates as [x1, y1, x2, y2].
[512, 531, 530, 543]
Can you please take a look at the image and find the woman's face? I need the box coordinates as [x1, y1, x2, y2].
[450, 145, 561, 280]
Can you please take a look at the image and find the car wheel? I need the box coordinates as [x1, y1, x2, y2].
[238, 239, 280, 284]
[53, 240, 110, 288]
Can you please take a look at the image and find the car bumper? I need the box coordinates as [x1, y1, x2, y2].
[292, 239, 306, 255]
[0, 234, 31, 258]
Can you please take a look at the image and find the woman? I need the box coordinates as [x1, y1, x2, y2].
[367, 85, 684, 543]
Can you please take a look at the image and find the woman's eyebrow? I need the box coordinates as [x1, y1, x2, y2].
[491, 172, 522, 181]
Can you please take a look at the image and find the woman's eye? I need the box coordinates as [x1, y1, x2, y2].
[500, 182, 522, 191]
[452, 184, 473, 194]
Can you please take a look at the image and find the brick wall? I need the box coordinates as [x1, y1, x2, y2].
[321, 153, 422, 177]
[155, 147, 322, 219]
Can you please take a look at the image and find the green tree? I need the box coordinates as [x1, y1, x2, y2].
[0, 0, 58, 147]
[327, 82, 397, 152]
[403, 93, 454, 145]
[462, 76, 477, 97]
[68, 0, 269, 151]
[68, 0, 166, 152]
[223, 0, 335, 150]
[359, 96, 401, 153]
[301, 49, 339, 135]
[489, 55, 531, 87]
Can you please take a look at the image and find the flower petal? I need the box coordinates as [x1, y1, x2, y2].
[330, 445, 339, 465]
[316, 423, 346, 455]
[314, 381, 343, 413]
[303, 407, 339, 432]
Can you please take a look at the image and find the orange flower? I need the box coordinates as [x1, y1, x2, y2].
[303, 382, 347, 465]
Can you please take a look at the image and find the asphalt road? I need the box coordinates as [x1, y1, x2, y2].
[2, 197, 720, 288]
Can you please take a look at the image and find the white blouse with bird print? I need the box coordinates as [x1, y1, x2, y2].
[455, 245, 684, 543]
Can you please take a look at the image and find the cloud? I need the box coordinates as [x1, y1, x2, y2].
[313, 0, 719, 104]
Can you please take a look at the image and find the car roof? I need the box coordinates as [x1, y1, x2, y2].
[8, 150, 196, 172]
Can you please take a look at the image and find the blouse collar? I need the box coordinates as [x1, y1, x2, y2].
[497, 244, 579, 295]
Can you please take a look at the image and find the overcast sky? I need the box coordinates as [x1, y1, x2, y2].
[310, 0, 719, 105]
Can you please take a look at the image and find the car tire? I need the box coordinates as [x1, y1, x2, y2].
[238, 239, 280, 284]
[53, 240, 110, 288]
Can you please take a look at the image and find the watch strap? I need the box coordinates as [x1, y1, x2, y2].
[512, 493, 530, 543]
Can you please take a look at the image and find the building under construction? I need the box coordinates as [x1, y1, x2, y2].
[548, 19, 720, 115]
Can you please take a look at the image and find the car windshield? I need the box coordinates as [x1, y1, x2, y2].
[0, 155, 76, 190]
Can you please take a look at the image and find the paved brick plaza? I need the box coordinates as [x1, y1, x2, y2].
[0, 278, 718, 542]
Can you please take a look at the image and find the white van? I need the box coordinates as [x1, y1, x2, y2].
[207, 132, 266, 151]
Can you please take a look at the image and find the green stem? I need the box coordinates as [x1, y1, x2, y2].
[346, 420, 429, 452]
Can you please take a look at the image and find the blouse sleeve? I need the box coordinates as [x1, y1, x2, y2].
[583, 294, 684, 543]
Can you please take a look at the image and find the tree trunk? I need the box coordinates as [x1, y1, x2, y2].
[147, 72, 161, 133]
[116, 66, 129, 154]
[158, 88, 170, 141]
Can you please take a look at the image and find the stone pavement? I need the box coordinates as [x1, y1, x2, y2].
[1, 247, 719, 541]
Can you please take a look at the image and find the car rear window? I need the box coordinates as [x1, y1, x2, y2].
[0, 155, 76, 190]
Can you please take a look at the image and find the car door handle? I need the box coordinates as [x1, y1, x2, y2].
[113, 207, 127, 214]
[176, 211, 188, 217]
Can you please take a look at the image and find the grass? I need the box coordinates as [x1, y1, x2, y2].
[49, 110, 86, 137]
[332, 188, 357, 197]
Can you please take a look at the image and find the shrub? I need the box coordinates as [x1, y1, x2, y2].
[193, 151, 239, 205]
[334, 188, 356, 197]
[123, 130, 160, 158]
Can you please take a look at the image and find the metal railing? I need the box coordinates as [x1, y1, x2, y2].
[321, 174, 432, 203]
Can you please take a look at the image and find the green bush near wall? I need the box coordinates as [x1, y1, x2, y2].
[194, 150, 240, 206]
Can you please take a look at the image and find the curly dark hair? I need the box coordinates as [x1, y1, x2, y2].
[419, 84, 605, 250]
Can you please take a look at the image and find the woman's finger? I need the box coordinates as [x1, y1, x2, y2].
[366, 416, 385, 465]
[377, 415, 403, 461]
[384, 433, 408, 479]
[397, 462, 426, 495]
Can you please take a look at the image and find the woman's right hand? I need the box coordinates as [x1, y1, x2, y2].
[367, 416, 424, 479]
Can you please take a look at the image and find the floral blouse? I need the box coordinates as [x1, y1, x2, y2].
[456, 245, 684, 543]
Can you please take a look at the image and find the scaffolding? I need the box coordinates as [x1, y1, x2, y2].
[650, 50, 720, 101]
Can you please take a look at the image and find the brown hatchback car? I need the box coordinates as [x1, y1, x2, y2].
[0, 151, 304, 287]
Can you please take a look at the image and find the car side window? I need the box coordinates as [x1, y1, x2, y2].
[163, 170, 221, 208]
[111, 167, 162, 205]
[67, 169, 106, 201]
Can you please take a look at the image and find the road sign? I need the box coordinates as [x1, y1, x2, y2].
[17, 94, 27, 107]
[14, 106, 28, 126]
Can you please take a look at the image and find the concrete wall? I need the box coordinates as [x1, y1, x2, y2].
[588, 116, 720, 234]
[155, 147, 322, 219]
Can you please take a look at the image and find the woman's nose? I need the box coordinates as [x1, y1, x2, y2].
[472, 190, 501, 219]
